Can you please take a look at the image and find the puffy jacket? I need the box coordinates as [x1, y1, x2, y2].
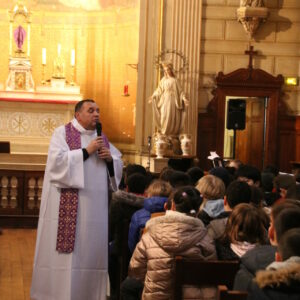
[128, 196, 168, 253]
[248, 258, 300, 300]
[129, 210, 217, 300]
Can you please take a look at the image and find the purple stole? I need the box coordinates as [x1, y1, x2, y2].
[56, 122, 81, 253]
[56, 122, 110, 253]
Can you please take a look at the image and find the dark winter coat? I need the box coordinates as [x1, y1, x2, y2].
[215, 239, 240, 261]
[233, 245, 276, 291]
[109, 190, 145, 255]
[247, 258, 300, 300]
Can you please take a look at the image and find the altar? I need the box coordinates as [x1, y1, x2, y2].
[0, 84, 82, 156]
[0, 86, 82, 227]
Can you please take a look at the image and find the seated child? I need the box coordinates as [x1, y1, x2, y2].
[216, 203, 268, 261]
[248, 228, 300, 300]
[127, 186, 216, 299]
[196, 175, 226, 226]
[128, 179, 172, 253]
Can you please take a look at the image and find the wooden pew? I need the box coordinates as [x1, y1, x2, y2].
[174, 257, 240, 300]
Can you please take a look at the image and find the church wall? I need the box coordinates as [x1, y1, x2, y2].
[0, 2, 140, 153]
[200, 0, 300, 114]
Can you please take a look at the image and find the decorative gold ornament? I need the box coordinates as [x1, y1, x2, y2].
[154, 49, 189, 75]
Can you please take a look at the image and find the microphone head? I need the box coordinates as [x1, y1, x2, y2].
[96, 122, 102, 136]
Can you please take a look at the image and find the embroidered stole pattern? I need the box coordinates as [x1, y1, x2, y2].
[56, 122, 81, 253]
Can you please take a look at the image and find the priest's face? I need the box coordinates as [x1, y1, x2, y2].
[75, 102, 100, 130]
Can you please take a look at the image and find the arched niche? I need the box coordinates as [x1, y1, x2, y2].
[197, 66, 284, 170]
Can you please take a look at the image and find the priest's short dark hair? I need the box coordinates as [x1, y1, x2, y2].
[74, 99, 95, 113]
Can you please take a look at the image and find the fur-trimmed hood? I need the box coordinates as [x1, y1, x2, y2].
[255, 257, 300, 289]
[112, 189, 145, 207]
[145, 210, 215, 256]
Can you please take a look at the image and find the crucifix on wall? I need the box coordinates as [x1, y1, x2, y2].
[245, 45, 258, 69]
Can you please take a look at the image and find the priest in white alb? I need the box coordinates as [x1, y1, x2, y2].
[31, 99, 123, 300]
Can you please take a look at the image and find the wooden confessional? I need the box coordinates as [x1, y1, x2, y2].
[197, 58, 300, 172]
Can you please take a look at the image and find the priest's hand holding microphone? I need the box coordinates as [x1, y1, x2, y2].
[84, 121, 114, 177]
[84, 122, 112, 161]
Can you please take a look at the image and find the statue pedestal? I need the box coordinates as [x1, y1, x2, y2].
[6, 57, 34, 91]
[152, 157, 169, 173]
[140, 154, 196, 173]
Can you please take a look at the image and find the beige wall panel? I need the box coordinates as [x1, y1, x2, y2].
[226, 0, 239, 5]
[275, 57, 300, 75]
[202, 20, 224, 40]
[198, 88, 213, 110]
[203, 0, 226, 5]
[264, 0, 279, 8]
[202, 6, 236, 20]
[225, 22, 276, 43]
[269, 9, 300, 22]
[254, 22, 277, 41]
[254, 42, 300, 56]
[200, 54, 223, 73]
[202, 41, 251, 54]
[224, 55, 248, 73]
[253, 57, 275, 73]
[199, 74, 216, 88]
[225, 21, 248, 41]
[276, 23, 300, 43]
[224, 55, 274, 74]
[282, 90, 300, 114]
[280, 0, 300, 8]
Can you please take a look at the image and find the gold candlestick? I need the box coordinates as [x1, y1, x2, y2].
[41, 64, 46, 85]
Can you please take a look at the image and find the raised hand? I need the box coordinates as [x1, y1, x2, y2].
[85, 137, 102, 155]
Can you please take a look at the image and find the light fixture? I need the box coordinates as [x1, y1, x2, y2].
[284, 77, 299, 86]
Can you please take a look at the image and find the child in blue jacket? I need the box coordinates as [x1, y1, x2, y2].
[128, 180, 172, 253]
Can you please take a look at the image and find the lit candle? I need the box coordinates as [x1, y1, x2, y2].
[57, 43, 61, 56]
[42, 48, 46, 65]
[71, 49, 75, 66]
[124, 84, 128, 95]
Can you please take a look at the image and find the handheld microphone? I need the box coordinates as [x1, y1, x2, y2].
[95, 121, 114, 177]
[96, 122, 102, 136]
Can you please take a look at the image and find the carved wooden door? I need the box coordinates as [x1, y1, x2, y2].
[235, 97, 265, 169]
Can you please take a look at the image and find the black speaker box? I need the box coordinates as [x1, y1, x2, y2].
[226, 99, 246, 130]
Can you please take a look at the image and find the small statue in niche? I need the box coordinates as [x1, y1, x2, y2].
[52, 55, 65, 79]
[14, 25, 26, 52]
[240, 0, 264, 7]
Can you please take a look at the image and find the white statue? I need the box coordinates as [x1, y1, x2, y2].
[149, 61, 189, 138]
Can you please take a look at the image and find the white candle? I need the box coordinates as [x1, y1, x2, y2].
[71, 49, 75, 66]
[57, 43, 61, 56]
[42, 48, 46, 65]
